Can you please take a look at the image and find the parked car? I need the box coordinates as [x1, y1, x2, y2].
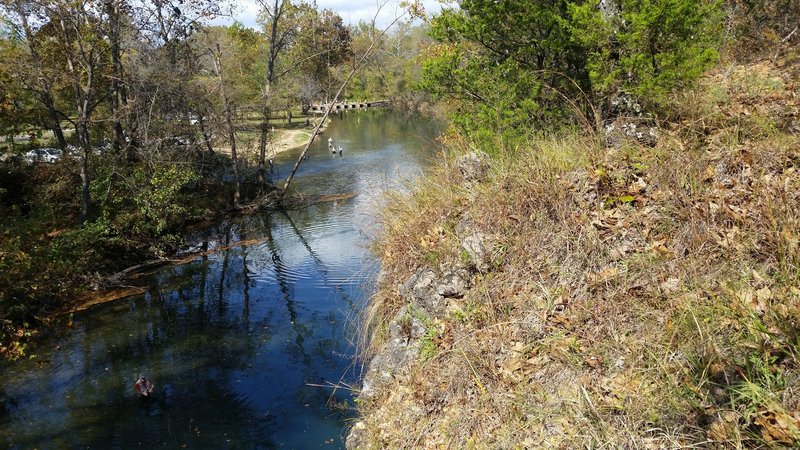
[24, 148, 62, 163]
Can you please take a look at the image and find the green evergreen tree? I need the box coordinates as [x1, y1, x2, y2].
[419, 0, 724, 145]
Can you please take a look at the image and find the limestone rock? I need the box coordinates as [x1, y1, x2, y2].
[359, 305, 426, 399]
[461, 232, 494, 272]
[457, 151, 491, 183]
[454, 215, 474, 238]
[401, 268, 447, 316]
[345, 421, 369, 449]
[401, 266, 474, 315]
[603, 93, 659, 147]
[436, 267, 471, 298]
[605, 119, 658, 147]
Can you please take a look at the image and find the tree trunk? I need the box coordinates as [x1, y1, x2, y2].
[256, 0, 284, 192]
[213, 44, 241, 206]
[198, 114, 214, 155]
[105, 0, 126, 155]
[77, 118, 92, 221]
[257, 104, 270, 187]
[47, 105, 67, 150]
[57, 10, 95, 222]
[224, 107, 241, 206]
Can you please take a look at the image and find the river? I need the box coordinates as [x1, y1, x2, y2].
[0, 110, 441, 449]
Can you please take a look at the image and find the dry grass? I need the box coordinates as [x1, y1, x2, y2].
[354, 56, 800, 449]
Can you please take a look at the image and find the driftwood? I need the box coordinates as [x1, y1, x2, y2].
[104, 259, 172, 287]
[73, 184, 353, 315]
[69, 286, 149, 313]
[281, 192, 357, 209]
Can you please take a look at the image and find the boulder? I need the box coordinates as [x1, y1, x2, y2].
[461, 232, 494, 272]
[401, 266, 474, 316]
[401, 268, 447, 316]
[436, 266, 471, 298]
[603, 93, 659, 147]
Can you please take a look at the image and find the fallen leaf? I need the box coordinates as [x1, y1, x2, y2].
[589, 267, 619, 286]
[628, 178, 648, 194]
[660, 277, 681, 293]
[584, 355, 601, 369]
[703, 165, 716, 181]
[755, 411, 800, 443]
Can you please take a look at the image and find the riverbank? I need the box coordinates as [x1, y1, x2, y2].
[212, 117, 331, 157]
[0, 164, 280, 360]
[348, 57, 800, 447]
[0, 115, 335, 360]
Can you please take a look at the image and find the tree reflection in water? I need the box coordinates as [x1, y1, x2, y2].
[0, 110, 441, 448]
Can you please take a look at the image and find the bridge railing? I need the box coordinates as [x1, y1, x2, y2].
[308, 100, 390, 113]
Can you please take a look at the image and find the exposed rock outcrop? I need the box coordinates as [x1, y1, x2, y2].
[347, 218, 499, 448]
[456, 216, 496, 272]
[359, 304, 427, 400]
[603, 93, 659, 147]
[457, 151, 491, 183]
[347, 263, 476, 448]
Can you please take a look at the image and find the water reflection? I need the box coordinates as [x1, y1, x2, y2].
[0, 110, 440, 448]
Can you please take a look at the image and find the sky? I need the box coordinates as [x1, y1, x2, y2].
[210, 0, 448, 30]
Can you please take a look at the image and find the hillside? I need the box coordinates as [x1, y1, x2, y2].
[347, 53, 799, 448]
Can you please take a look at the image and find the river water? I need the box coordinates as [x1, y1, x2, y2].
[0, 110, 440, 449]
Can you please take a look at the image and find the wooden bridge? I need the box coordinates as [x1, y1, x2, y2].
[308, 100, 390, 113]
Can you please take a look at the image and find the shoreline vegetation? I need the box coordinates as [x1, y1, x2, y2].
[0, 110, 339, 359]
[344, 1, 800, 448]
[349, 54, 800, 448]
[1, 0, 429, 362]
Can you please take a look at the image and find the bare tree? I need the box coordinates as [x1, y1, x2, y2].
[211, 42, 241, 206]
[53, 0, 110, 220]
[255, 0, 293, 189]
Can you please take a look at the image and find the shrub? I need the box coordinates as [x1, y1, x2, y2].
[420, 0, 724, 138]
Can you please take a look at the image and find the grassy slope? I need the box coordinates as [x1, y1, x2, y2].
[356, 56, 799, 447]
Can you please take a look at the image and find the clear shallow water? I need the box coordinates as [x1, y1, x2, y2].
[0, 110, 441, 449]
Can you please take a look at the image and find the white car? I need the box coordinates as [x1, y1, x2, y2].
[24, 148, 62, 163]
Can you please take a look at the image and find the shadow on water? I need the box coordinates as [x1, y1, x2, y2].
[0, 109, 441, 449]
